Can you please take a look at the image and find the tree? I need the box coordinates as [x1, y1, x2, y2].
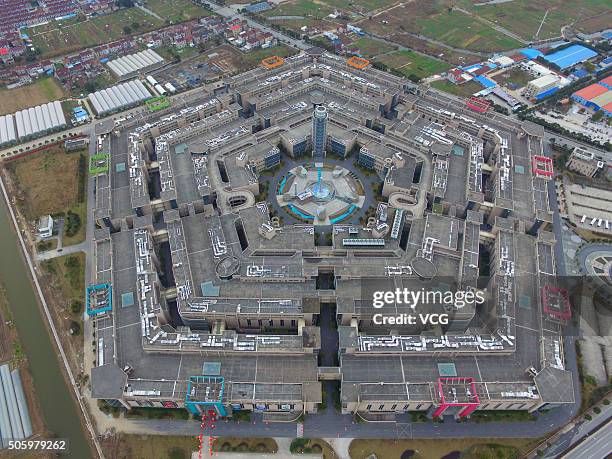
[123, 26, 132, 35]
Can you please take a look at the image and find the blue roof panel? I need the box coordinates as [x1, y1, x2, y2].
[474, 75, 497, 88]
[520, 48, 543, 59]
[543, 44, 598, 70]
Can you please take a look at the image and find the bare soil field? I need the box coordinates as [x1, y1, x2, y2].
[0, 78, 66, 116]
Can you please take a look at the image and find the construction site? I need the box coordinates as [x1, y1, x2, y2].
[88, 47, 575, 424]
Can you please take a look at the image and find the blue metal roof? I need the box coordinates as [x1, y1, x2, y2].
[543, 44, 598, 70]
[474, 75, 497, 89]
[520, 48, 543, 59]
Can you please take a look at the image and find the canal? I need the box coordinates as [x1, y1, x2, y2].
[0, 192, 92, 457]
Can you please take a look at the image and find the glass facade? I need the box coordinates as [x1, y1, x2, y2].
[312, 105, 328, 160]
[329, 138, 346, 157]
[292, 139, 308, 157]
[357, 150, 375, 169]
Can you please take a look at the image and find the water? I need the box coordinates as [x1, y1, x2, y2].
[0, 196, 92, 457]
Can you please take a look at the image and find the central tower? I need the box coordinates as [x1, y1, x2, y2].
[312, 105, 328, 161]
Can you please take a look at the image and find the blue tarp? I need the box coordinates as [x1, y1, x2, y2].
[543, 44, 598, 70]
[520, 48, 543, 59]
[474, 75, 497, 89]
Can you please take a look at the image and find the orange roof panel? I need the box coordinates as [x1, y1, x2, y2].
[601, 75, 612, 86]
[574, 83, 607, 101]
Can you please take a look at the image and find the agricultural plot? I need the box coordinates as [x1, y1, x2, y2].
[458, 0, 612, 41]
[376, 50, 450, 79]
[351, 37, 397, 58]
[417, 10, 523, 52]
[142, 0, 212, 23]
[28, 9, 164, 58]
[264, 0, 335, 19]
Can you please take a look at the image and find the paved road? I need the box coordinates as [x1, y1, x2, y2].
[206, 2, 308, 50]
[36, 241, 86, 261]
[561, 418, 612, 459]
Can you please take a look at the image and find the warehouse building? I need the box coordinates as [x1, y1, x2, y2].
[106, 49, 165, 79]
[0, 114, 16, 147]
[542, 44, 598, 70]
[572, 76, 612, 117]
[14, 101, 66, 141]
[523, 74, 561, 100]
[88, 80, 152, 116]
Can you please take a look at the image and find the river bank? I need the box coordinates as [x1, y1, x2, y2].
[0, 284, 48, 441]
[0, 170, 98, 457]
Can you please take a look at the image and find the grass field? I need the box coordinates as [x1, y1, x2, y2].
[376, 49, 450, 79]
[350, 438, 533, 459]
[102, 434, 278, 459]
[28, 9, 164, 58]
[431, 79, 483, 98]
[351, 37, 397, 58]
[44, 253, 85, 305]
[142, 0, 212, 24]
[0, 78, 66, 116]
[233, 45, 299, 71]
[458, 0, 612, 41]
[6, 144, 87, 245]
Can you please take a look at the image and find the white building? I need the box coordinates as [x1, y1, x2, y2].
[38, 215, 54, 238]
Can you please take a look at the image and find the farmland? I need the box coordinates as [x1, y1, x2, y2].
[351, 37, 397, 58]
[375, 49, 451, 80]
[28, 9, 164, 58]
[356, 2, 523, 52]
[0, 78, 66, 116]
[457, 0, 612, 41]
[142, 0, 212, 23]
[416, 10, 523, 52]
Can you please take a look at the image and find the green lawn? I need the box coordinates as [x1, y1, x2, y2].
[376, 49, 450, 79]
[431, 79, 483, 98]
[142, 0, 212, 23]
[417, 10, 523, 52]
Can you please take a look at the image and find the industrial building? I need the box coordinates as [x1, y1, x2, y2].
[89, 48, 574, 423]
[88, 79, 153, 116]
[106, 49, 165, 79]
[565, 146, 605, 178]
[571, 76, 612, 117]
[542, 44, 598, 70]
[523, 74, 562, 100]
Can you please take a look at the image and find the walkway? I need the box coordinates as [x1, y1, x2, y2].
[36, 241, 86, 261]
